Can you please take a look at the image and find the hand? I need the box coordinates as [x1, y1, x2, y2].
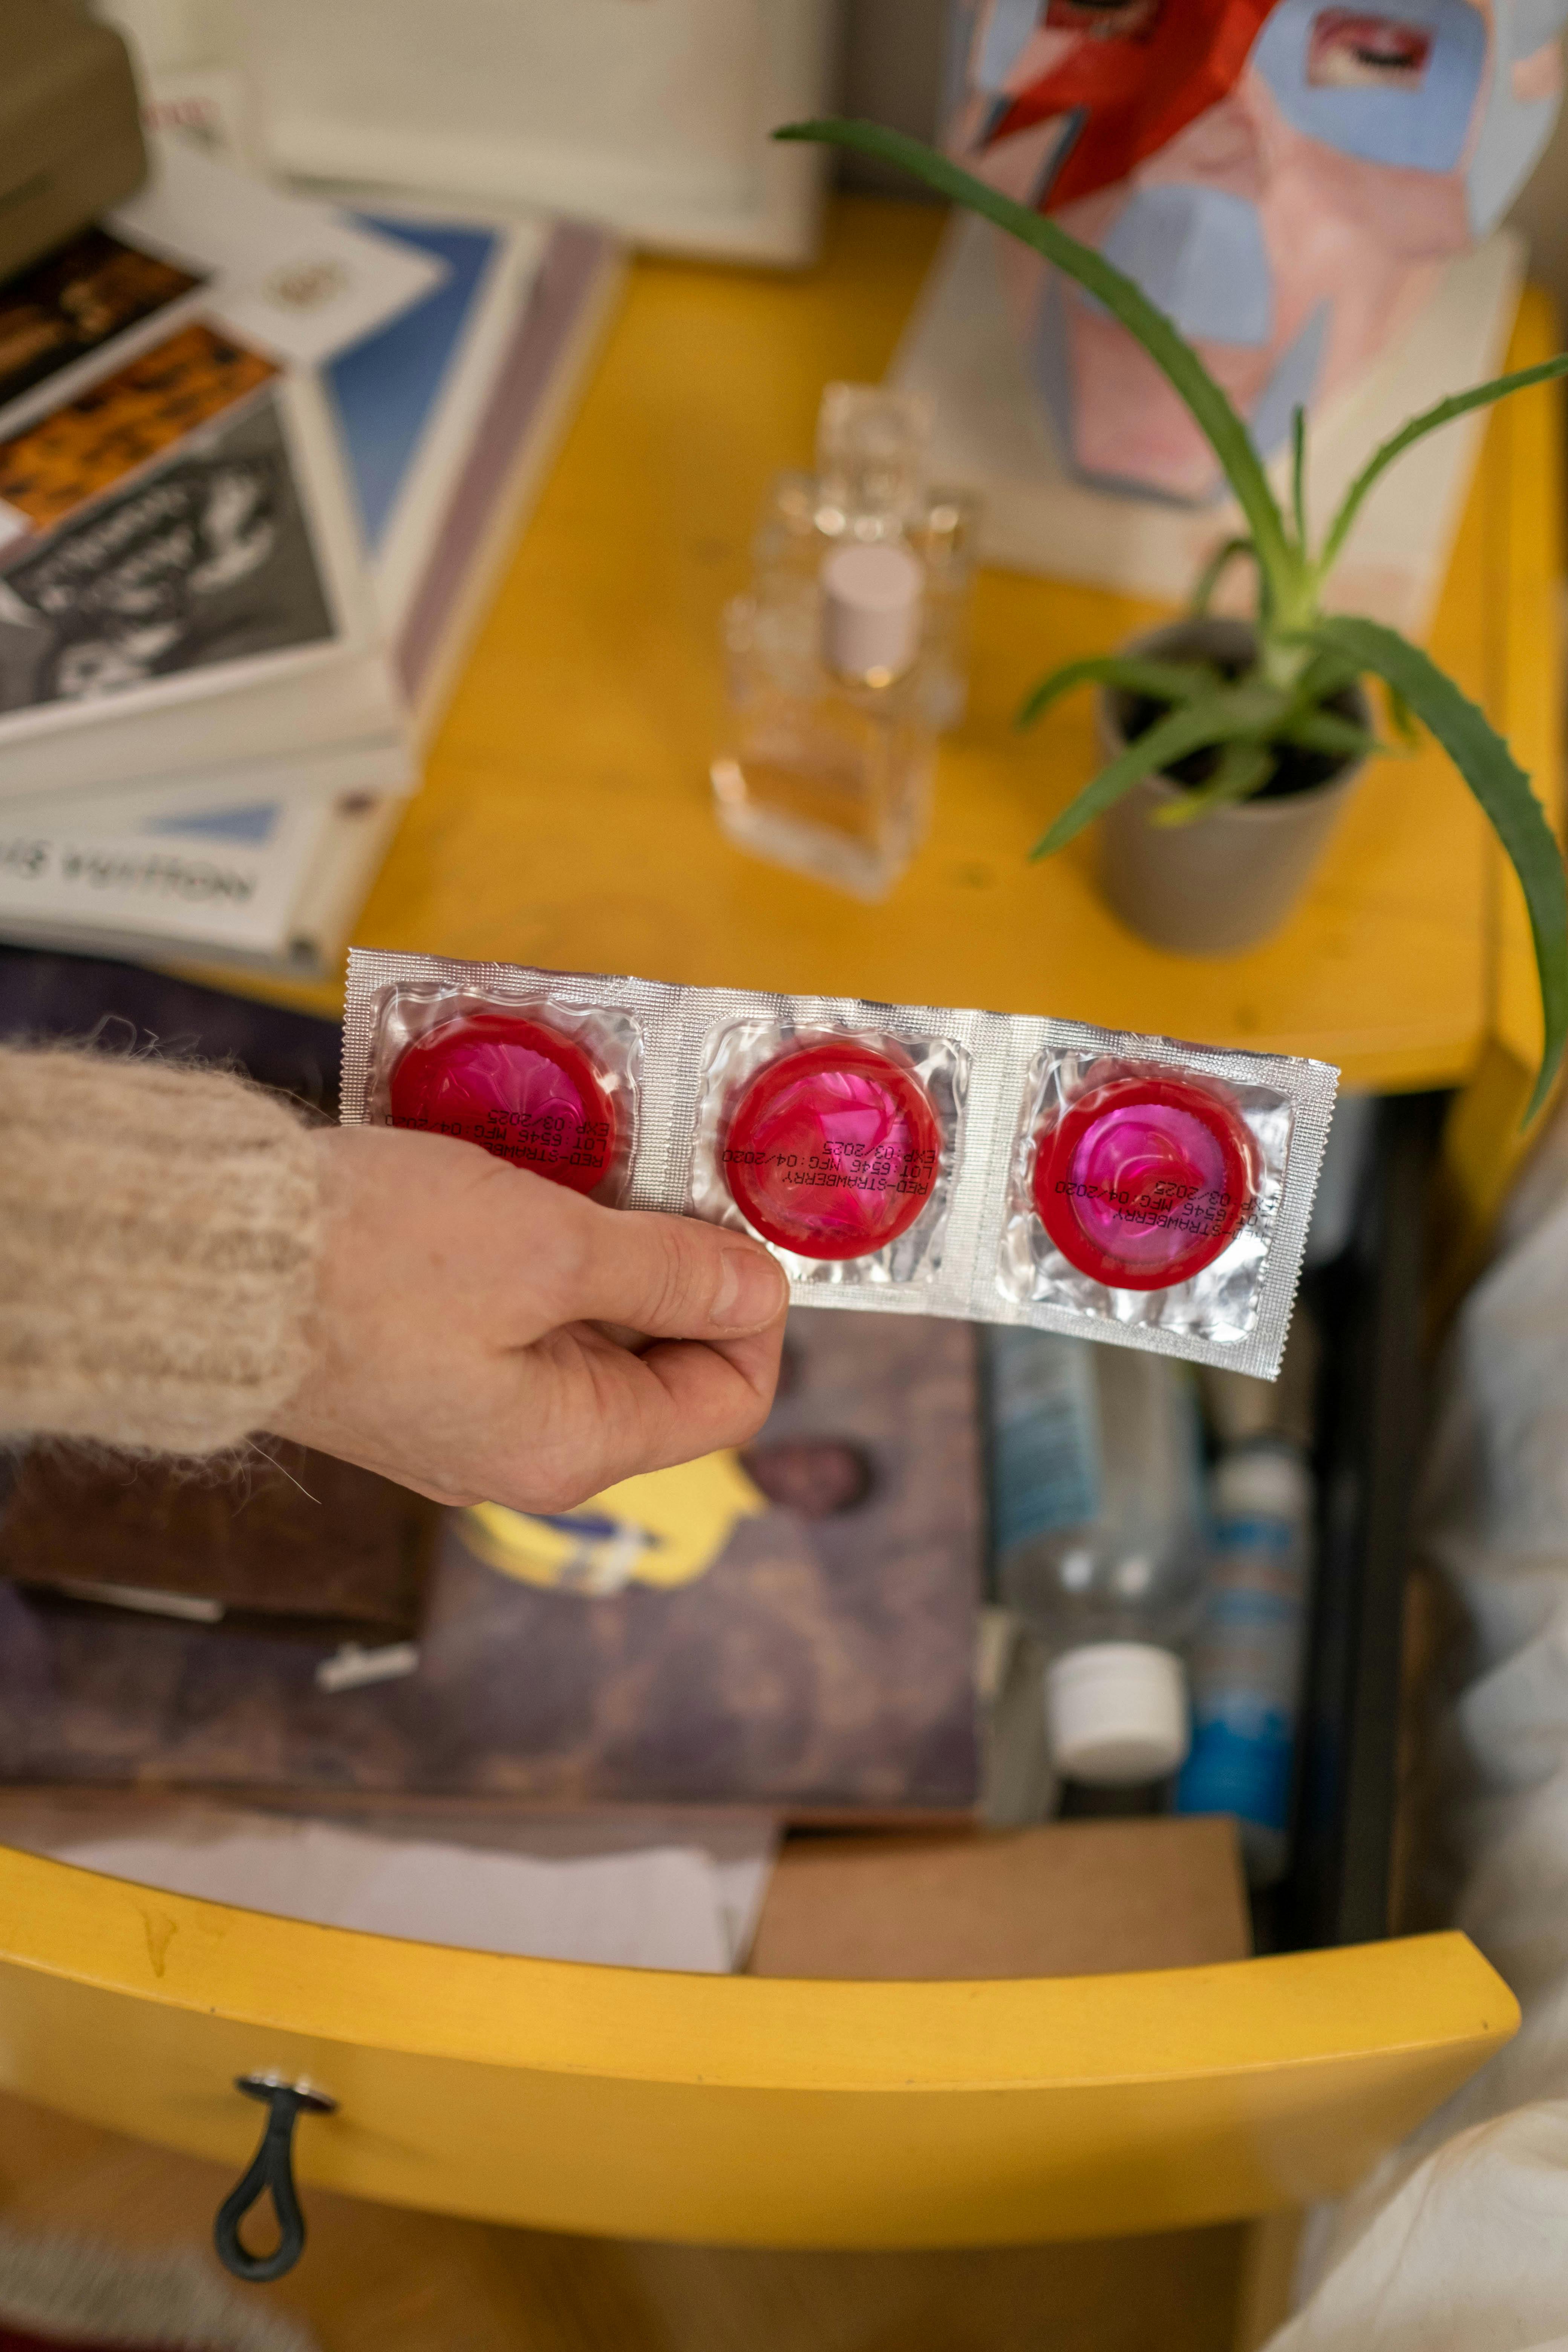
[275, 1126, 789, 1509]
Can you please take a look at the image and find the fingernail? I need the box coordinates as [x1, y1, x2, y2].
[711, 1243, 788, 1330]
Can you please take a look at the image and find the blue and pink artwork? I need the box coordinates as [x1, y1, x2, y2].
[948, 0, 1566, 500]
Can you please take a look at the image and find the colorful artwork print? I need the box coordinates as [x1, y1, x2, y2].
[949, 0, 1566, 499]
[0, 394, 334, 713]
[0, 227, 205, 414]
[0, 323, 277, 536]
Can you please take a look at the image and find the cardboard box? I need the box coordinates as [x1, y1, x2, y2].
[748, 1819, 1250, 1979]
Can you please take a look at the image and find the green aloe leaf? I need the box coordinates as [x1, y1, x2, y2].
[1292, 647, 1364, 705]
[1386, 680, 1420, 748]
[1189, 536, 1257, 617]
[774, 118, 1297, 594]
[1308, 614, 1568, 1119]
[1150, 740, 1272, 829]
[1017, 653, 1219, 732]
[1029, 680, 1289, 859]
[1278, 708, 1383, 761]
[1319, 354, 1568, 574]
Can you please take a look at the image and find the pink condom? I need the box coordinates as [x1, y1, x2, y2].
[721, 1040, 941, 1261]
[387, 1011, 617, 1195]
[1032, 1071, 1256, 1290]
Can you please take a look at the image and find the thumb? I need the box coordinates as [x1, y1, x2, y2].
[557, 1198, 789, 1339]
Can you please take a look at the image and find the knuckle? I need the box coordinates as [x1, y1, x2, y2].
[642, 1216, 707, 1328]
[529, 1192, 598, 1310]
[551, 1214, 598, 1298]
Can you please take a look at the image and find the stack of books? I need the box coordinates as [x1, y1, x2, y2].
[0, 138, 622, 975]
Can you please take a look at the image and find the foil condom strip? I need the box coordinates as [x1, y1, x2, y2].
[342, 949, 1338, 1380]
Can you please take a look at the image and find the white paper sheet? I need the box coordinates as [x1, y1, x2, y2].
[0, 1797, 779, 1974]
[111, 139, 446, 369]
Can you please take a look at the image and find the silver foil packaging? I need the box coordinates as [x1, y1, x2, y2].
[341, 950, 1338, 1378]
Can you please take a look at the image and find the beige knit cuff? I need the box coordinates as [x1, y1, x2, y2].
[0, 1046, 324, 1456]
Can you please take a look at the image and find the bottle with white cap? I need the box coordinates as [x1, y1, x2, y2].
[714, 378, 981, 894]
[1175, 1438, 1315, 1884]
[712, 524, 936, 899]
[987, 1331, 1207, 1796]
[749, 384, 937, 603]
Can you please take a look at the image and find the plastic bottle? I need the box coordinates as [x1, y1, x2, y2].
[1175, 1439, 1315, 1884]
[986, 1329, 1207, 1789]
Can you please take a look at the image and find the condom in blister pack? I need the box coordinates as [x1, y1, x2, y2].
[341, 951, 1338, 1378]
[355, 981, 641, 1203]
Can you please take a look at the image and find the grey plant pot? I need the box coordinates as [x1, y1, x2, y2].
[1095, 617, 1369, 957]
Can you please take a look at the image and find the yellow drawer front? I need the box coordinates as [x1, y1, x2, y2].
[0, 1849, 1516, 2246]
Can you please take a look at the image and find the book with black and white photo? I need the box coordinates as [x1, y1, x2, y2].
[0, 327, 406, 802]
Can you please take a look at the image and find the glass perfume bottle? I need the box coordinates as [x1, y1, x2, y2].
[713, 381, 978, 896]
[712, 538, 934, 901]
[748, 385, 978, 727]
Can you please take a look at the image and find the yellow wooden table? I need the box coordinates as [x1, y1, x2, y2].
[4, 202, 1553, 2252]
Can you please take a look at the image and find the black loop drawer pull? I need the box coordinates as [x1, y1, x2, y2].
[214, 2073, 337, 2284]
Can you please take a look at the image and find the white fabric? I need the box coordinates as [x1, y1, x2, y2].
[1269, 1126, 1568, 2348]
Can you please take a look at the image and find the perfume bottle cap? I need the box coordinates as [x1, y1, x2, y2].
[1031, 1071, 1256, 1290]
[721, 1038, 940, 1260]
[389, 1011, 617, 1194]
[820, 541, 923, 683]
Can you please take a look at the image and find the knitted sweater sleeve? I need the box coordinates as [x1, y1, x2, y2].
[0, 1047, 323, 1455]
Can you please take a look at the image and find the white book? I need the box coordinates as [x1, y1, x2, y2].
[346, 203, 554, 658]
[322, 195, 625, 745]
[0, 805, 340, 960]
[892, 214, 1525, 639]
[0, 747, 404, 970]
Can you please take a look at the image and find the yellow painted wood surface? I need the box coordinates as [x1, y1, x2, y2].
[230, 200, 1555, 1105]
[1484, 289, 1565, 1080]
[0, 1848, 1516, 2244]
[1441, 286, 1565, 1255]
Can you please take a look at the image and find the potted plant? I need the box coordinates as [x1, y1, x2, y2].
[776, 118, 1568, 1118]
